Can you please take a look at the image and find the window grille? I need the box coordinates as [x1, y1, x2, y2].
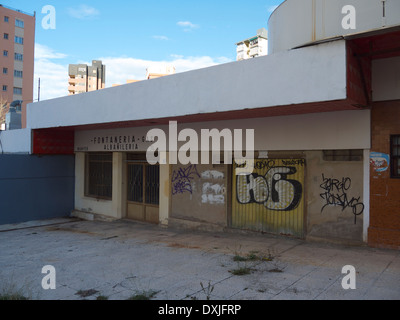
[323, 150, 363, 162]
[85, 153, 113, 199]
[391, 135, 400, 178]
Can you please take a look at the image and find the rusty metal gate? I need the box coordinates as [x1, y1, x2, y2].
[126, 155, 160, 224]
[232, 159, 305, 238]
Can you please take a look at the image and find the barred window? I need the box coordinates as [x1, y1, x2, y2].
[127, 153, 160, 206]
[127, 163, 160, 205]
[145, 165, 160, 205]
[85, 153, 113, 199]
[391, 135, 400, 178]
[323, 150, 363, 162]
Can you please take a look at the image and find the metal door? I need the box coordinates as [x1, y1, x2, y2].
[232, 159, 305, 238]
[127, 162, 160, 224]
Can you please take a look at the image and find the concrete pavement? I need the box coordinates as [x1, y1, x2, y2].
[0, 217, 399, 301]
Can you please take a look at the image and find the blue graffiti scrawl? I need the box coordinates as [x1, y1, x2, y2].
[172, 165, 200, 195]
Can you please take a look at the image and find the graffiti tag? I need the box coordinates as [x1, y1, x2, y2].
[236, 167, 303, 211]
[319, 174, 364, 224]
[172, 165, 200, 195]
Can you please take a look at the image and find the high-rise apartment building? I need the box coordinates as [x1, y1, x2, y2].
[68, 60, 106, 95]
[0, 4, 35, 129]
[146, 65, 175, 80]
[236, 28, 268, 61]
[112, 65, 175, 87]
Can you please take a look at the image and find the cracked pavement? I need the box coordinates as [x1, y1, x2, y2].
[0, 218, 399, 300]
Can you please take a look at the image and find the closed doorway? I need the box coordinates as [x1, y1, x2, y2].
[126, 153, 160, 224]
[232, 158, 305, 238]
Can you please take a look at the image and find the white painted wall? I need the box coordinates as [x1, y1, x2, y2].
[372, 56, 400, 102]
[0, 129, 31, 154]
[269, 0, 400, 54]
[75, 109, 371, 153]
[28, 41, 347, 130]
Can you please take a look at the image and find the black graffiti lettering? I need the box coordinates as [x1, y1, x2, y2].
[270, 168, 303, 211]
[282, 159, 305, 166]
[253, 160, 276, 170]
[320, 174, 364, 224]
[236, 166, 303, 211]
[237, 174, 269, 204]
[320, 174, 351, 194]
[234, 159, 276, 170]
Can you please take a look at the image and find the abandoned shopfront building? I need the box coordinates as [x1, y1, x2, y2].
[68, 110, 370, 245]
[3, 0, 399, 249]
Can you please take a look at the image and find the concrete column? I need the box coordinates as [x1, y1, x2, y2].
[159, 151, 170, 226]
[75, 152, 85, 206]
[112, 152, 126, 219]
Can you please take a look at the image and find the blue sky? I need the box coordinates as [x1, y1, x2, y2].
[3, 0, 284, 100]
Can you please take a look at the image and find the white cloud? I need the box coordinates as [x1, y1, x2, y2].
[99, 55, 232, 87]
[34, 44, 68, 101]
[34, 61, 68, 102]
[67, 4, 100, 20]
[152, 35, 170, 41]
[32, 43, 232, 101]
[170, 54, 184, 59]
[35, 44, 67, 60]
[177, 21, 199, 32]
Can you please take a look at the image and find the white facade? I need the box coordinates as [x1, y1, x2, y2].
[248, 37, 268, 58]
[236, 28, 268, 61]
[28, 40, 347, 130]
[0, 128, 31, 154]
[146, 65, 176, 79]
[75, 110, 371, 153]
[269, 0, 400, 54]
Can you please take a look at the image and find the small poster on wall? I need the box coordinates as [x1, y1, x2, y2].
[370, 152, 390, 173]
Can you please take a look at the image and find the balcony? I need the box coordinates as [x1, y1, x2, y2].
[249, 47, 260, 57]
[236, 44, 249, 53]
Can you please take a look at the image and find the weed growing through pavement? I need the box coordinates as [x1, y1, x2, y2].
[229, 248, 280, 276]
[185, 281, 215, 300]
[0, 273, 35, 300]
[119, 271, 160, 300]
[200, 281, 215, 300]
[230, 266, 253, 276]
[127, 290, 159, 300]
[75, 289, 99, 298]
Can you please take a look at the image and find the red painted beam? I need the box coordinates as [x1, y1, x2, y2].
[32, 129, 74, 155]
